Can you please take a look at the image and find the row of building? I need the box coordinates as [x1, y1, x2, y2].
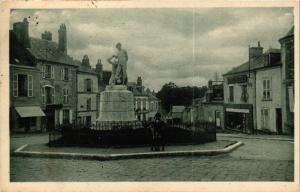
[9, 18, 160, 133]
[169, 26, 294, 135]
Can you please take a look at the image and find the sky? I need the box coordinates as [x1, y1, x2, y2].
[10, 8, 294, 91]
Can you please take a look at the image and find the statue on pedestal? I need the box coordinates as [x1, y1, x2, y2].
[95, 43, 135, 124]
[107, 43, 128, 85]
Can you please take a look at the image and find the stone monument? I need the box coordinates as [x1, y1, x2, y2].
[95, 43, 136, 124]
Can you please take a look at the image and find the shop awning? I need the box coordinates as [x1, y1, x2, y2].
[15, 106, 46, 117]
[226, 108, 249, 113]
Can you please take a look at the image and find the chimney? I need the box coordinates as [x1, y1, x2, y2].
[82, 55, 90, 67]
[58, 24, 67, 54]
[137, 76, 142, 86]
[13, 18, 30, 48]
[95, 59, 103, 72]
[41, 30, 52, 41]
[249, 41, 263, 61]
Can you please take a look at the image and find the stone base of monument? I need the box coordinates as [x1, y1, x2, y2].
[95, 85, 136, 126]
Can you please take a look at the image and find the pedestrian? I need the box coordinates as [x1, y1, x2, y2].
[153, 113, 165, 151]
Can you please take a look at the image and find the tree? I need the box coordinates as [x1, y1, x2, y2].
[156, 82, 207, 113]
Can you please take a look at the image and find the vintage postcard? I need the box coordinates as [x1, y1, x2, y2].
[0, 0, 299, 192]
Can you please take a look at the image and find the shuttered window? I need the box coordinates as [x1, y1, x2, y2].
[28, 75, 33, 97]
[13, 74, 18, 97]
[41, 87, 45, 104]
[263, 79, 272, 100]
[60, 68, 64, 80]
[85, 79, 92, 92]
[86, 98, 91, 110]
[52, 87, 55, 104]
[63, 88, 69, 104]
[51, 65, 54, 79]
[41, 64, 45, 78]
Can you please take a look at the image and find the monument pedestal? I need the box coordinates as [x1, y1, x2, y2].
[96, 85, 136, 122]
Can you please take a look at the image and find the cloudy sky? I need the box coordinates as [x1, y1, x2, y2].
[10, 8, 293, 91]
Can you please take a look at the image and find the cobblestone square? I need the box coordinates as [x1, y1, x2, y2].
[10, 133, 294, 181]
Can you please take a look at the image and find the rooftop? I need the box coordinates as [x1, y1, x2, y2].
[28, 37, 78, 67]
[223, 48, 281, 76]
[9, 31, 36, 67]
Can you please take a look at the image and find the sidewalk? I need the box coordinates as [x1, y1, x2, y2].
[217, 133, 294, 141]
[13, 140, 243, 161]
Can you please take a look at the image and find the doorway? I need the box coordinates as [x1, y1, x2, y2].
[276, 108, 282, 135]
[45, 109, 55, 131]
[215, 111, 221, 128]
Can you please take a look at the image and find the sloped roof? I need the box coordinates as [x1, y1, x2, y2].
[28, 37, 78, 66]
[279, 26, 294, 41]
[148, 93, 158, 100]
[171, 106, 185, 113]
[224, 57, 263, 76]
[78, 64, 98, 75]
[132, 88, 149, 97]
[224, 49, 281, 76]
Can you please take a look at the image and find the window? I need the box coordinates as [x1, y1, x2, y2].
[18, 74, 27, 96]
[137, 99, 141, 110]
[143, 99, 147, 110]
[63, 88, 69, 104]
[229, 86, 234, 102]
[86, 116, 91, 126]
[13, 74, 33, 97]
[85, 79, 92, 92]
[241, 85, 248, 103]
[61, 67, 69, 81]
[263, 79, 271, 100]
[45, 65, 53, 79]
[86, 98, 91, 110]
[63, 109, 70, 124]
[44, 86, 55, 104]
[28, 75, 33, 97]
[261, 108, 269, 129]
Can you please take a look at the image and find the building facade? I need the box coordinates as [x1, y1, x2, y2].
[9, 30, 45, 133]
[279, 26, 294, 135]
[12, 19, 78, 131]
[191, 80, 224, 129]
[255, 62, 282, 134]
[76, 55, 99, 127]
[223, 41, 285, 134]
[127, 76, 160, 121]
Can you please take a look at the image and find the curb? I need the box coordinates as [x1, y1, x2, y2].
[218, 134, 294, 142]
[13, 141, 244, 161]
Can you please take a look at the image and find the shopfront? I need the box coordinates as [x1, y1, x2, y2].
[13, 106, 45, 132]
[224, 104, 254, 134]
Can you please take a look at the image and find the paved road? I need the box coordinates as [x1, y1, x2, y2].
[10, 133, 294, 181]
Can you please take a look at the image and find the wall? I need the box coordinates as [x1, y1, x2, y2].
[10, 65, 43, 132]
[148, 99, 159, 119]
[223, 72, 256, 105]
[256, 66, 282, 133]
[194, 103, 224, 128]
[223, 71, 257, 131]
[280, 36, 294, 135]
[77, 72, 98, 93]
[77, 72, 99, 124]
[10, 65, 41, 107]
[38, 61, 77, 124]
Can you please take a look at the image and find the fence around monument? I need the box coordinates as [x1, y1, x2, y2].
[48, 120, 216, 147]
